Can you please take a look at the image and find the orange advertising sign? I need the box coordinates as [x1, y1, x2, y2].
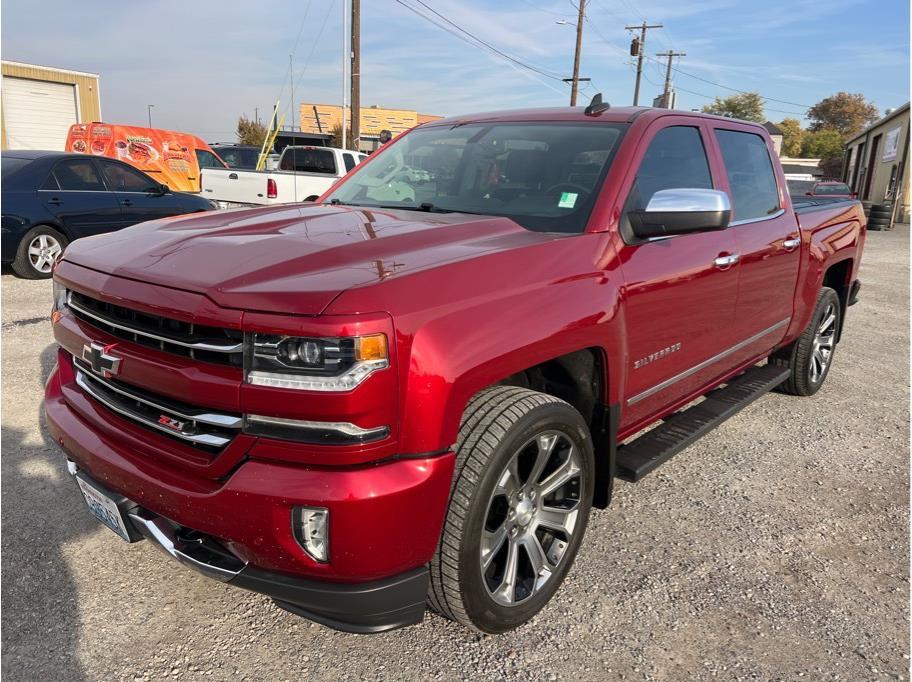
[65, 123, 222, 192]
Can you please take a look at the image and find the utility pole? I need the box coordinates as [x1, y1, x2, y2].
[656, 50, 685, 109]
[350, 0, 361, 151]
[569, 0, 586, 106]
[625, 21, 663, 106]
[341, 0, 347, 150]
[147, 104, 154, 128]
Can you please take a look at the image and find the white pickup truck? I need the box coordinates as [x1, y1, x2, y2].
[200, 146, 366, 207]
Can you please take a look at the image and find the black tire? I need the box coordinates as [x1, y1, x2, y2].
[867, 218, 889, 231]
[11, 225, 68, 279]
[869, 208, 892, 219]
[771, 287, 841, 396]
[428, 386, 595, 633]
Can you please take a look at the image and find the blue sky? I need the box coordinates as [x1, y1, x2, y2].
[2, 0, 909, 141]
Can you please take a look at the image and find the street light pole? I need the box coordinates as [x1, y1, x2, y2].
[147, 104, 154, 128]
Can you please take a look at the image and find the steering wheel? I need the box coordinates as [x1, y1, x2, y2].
[544, 182, 591, 197]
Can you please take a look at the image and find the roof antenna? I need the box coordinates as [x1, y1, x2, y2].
[584, 93, 610, 116]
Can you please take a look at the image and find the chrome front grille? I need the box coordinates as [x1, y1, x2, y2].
[67, 291, 243, 367]
[73, 359, 242, 450]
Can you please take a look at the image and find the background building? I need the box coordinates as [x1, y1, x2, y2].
[843, 103, 910, 225]
[764, 122, 783, 156]
[1, 61, 101, 151]
[298, 103, 441, 152]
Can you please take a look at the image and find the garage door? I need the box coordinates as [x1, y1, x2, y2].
[2, 77, 77, 150]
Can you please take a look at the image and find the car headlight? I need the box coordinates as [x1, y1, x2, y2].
[52, 281, 68, 323]
[246, 333, 388, 391]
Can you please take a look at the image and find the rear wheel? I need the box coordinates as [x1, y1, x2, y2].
[428, 386, 594, 633]
[12, 226, 67, 279]
[772, 287, 840, 396]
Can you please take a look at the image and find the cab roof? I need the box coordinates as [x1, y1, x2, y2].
[423, 105, 769, 130]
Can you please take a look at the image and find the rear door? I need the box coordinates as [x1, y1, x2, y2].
[97, 158, 189, 225]
[709, 124, 800, 365]
[616, 120, 741, 430]
[40, 158, 122, 237]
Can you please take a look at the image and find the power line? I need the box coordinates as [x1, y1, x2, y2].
[391, 0, 572, 95]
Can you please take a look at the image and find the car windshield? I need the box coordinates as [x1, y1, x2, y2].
[814, 183, 852, 195]
[215, 147, 260, 169]
[324, 122, 627, 233]
[2, 156, 30, 179]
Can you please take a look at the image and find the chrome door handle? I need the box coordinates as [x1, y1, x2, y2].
[783, 237, 801, 250]
[228, 173, 238, 180]
[713, 254, 740, 269]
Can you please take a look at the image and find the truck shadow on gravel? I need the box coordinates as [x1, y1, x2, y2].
[0, 344, 93, 681]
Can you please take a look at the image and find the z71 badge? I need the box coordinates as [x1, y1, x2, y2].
[634, 342, 682, 369]
[157, 415, 187, 432]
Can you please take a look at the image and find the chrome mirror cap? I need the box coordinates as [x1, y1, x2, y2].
[644, 188, 731, 213]
[631, 188, 732, 240]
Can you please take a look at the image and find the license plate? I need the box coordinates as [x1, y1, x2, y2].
[76, 475, 132, 541]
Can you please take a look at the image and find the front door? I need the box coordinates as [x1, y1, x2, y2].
[40, 158, 121, 238]
[97, 159, 187, 226]
[616, 121, 741, 432]
[711, 125, 800, 365]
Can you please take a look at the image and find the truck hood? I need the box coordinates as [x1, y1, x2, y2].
[62, 204, 552, 314]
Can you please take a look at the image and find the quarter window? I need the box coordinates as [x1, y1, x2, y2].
[52, 159, 106, 191]
[715, 129, 780, 222]
[627, 126, 713, 211]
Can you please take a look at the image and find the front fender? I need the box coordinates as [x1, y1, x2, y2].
[394, 269, 625, 454]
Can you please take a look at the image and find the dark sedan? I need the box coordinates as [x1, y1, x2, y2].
[2, 151, 215, 278]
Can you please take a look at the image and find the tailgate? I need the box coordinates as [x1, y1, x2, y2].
[201, 168, 270, 205]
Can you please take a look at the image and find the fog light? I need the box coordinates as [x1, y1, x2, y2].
[293, 506, 329, 562]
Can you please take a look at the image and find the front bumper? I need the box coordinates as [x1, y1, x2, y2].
[45, 364, 455, 632]
[69, 461, 428, 632]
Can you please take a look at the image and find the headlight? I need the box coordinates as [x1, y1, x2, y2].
[52, 281, 68, 323]
[247, 333, 388, 391]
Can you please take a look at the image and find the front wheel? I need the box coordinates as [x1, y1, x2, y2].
[428, 386, 594, 633]
[772, 287, 841, 396]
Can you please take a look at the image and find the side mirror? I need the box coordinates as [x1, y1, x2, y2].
[151, 183, 170, 195]
[851, 191, 858, 198]
[629, 188, 731, 240]
[805, 191, 814, 196]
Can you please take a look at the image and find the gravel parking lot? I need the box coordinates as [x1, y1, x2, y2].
[2, 228, 909, 681]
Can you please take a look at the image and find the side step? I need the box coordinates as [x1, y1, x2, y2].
[616, 364, 790, 482]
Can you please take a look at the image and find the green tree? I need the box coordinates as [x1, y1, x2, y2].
[236, 115, 267, 146]
[807, 92, 879, 137]
[801, 129, 845, 159]
[777, 118, 805, 157]
[701, 92, 765, 122]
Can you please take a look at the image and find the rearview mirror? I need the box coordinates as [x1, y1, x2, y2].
[629, 188, 731, 240]
[150, 183, 170, 195]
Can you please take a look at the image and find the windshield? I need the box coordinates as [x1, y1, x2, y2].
[814, 183, 852, 195]
[214, 147, 260, 169]
[2, 156, 30, 179]
[324, 122, 627, 233]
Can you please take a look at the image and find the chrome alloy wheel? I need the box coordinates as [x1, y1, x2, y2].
[480, 430, 584, 606]
[810, 301, 837, 384]
[27, 233, 63, 274]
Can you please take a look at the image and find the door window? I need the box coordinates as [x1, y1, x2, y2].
[98, 160, 160, 192]
[343, 153, 356, 172]
[715, 129, 780, 221]
[195, 149, 224, 168]
[626, 126, 713, 212]
[52, 159, 106, 191]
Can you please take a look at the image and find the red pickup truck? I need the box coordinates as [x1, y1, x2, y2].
[45, 102, 866, 635]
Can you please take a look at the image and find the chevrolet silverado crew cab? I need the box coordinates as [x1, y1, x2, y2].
[45, 99, 866, 634]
